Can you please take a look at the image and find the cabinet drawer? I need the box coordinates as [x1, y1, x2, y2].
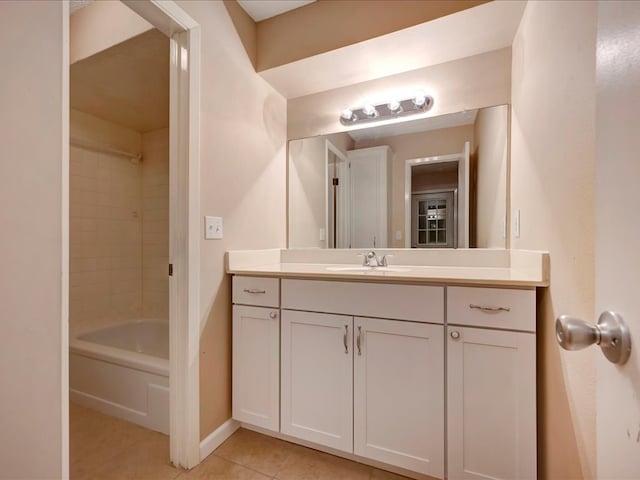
[447, 286, 535, 332]
[282, 279, 443, 324]
[232, 276, 279, 307]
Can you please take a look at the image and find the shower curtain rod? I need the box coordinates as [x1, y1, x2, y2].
[70, 137, 143, 161]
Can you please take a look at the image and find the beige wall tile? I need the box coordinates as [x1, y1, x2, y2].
[141, 127, 169, 320]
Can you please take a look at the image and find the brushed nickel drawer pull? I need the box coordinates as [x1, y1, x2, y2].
[356, 326, 362, 356]
[243, 288, 266, 294]
[469, 304, 511, 313]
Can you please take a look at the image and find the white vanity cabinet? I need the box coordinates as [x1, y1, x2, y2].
[446, 287, 537, 480]
[231, 274, 539, 480]
[281, 279, 445, 478]
[353, 317, 444, 478]
[280, 310, 354, 451]
[231, 277, 280, 432]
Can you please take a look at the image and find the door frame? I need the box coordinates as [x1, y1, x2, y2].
[121, 0, 201, 469]
[325, 140, 350, 248]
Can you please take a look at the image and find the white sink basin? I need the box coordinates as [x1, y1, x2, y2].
[325, 266, 411, 273]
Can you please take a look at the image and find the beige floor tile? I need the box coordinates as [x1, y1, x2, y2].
[94, 433, 180, 480]
[213, 428, 296, 477]
[369, 467, 412, 479]
[182, 455, 271, 480]
[274, 445, 371, 480]
[70, 404, 411, 480]
[70, 402, 176, 480]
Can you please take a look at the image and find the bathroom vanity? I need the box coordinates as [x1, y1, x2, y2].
[227, 249, 548, 480]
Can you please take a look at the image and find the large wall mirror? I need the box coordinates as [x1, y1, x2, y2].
[288, 104, 509, 249]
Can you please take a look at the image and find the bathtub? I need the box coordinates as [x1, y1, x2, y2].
[69, 319, 169, 434]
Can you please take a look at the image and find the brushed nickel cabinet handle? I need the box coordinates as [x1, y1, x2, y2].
[343, 325, 349, 354]
[356, 326, 362, 356]
[469, 304, 511, 313]
[243, 288, 266, 294]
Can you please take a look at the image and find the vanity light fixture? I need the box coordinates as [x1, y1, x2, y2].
[339, 93, 433, 126]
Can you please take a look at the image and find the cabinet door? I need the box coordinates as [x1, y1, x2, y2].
[354, 317, 444, 478]
[447, 327, 536, 480]
[232, 305, 280, 431]
[281, 310, 353, 452]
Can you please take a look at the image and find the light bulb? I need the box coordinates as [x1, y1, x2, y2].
[413, 94, 427, 107]
[362, 104, 377, 117]
[341, 108, 354, 121]
[388, 100, 401, 112]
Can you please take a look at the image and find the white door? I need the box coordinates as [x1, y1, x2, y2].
[232, 305, 280, 431]
[595, 2, 640, 477]
[353, 317, 444, 478]
[447, 326, 536, 480]
[281, 310, 353, 452]
[349, 147, 389, 248]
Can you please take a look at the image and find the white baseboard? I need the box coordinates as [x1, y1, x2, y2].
[199, 418, 240, 461]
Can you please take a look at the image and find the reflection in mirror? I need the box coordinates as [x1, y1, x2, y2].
[288, 104, 509, 249]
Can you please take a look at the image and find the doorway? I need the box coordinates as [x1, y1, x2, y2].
[404, 143, 469, 248]
[65, 0, 201, 474]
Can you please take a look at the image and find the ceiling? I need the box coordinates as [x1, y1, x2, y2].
[259, 1, 526, 98]
[237, 0, 316, 22]
[348, 109, 478, 143]
[70, 29, 169, 133]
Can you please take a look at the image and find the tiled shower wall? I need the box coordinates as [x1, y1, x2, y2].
[69, 111, 168, 331]
[142, 128, 169, 319]
[69, 146, 143, 331]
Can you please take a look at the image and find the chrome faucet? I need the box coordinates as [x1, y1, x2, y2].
[360, 251, 391, 267]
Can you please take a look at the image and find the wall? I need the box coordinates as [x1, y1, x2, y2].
[473, 105, 507, 248]
[70, 0, 152, 64]
[0, 1, 66, 477]
[412, 168, 458, 192]
[69, 110, 143, 332]
[142, 128, 170, 319]
[289, 132, 353, 248]
[256, 0, 489, 71]
[287, 47, 511, 140]
[356, 125, 472, 247]
[510, 1, 597, 478]
[172, 1, 288, 439]
[289, 136, 327, 248]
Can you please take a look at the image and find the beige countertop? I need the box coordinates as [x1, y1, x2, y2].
[226, 249, 550, 287]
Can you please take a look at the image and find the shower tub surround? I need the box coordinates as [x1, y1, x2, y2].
[69, 318, 169, 434]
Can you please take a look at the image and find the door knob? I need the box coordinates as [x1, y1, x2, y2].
[556, 311, 631, 365]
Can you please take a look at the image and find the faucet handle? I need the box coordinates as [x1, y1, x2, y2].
[379, 254, 393, 267]
[356, 252, 370, 266]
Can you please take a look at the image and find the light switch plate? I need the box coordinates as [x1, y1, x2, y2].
[395, 230, 402, 241]
[514, 209, 521, 238]
[205, 216, 223, 240]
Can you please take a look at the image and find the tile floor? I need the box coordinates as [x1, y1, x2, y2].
[70, 403, 409, 480]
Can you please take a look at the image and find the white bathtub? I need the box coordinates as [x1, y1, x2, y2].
[69, 319, 169, 434]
